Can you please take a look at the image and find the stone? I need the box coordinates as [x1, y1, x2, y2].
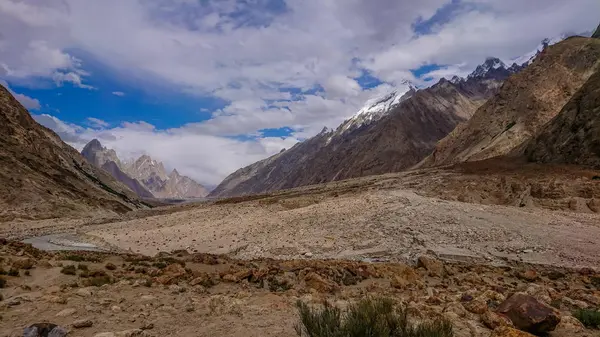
[417, 256, 444, 277]
[38, 260, 53, 269]
[94, 333, 116, 337]
[72, 319, 94, 328]
[55, 308, 77, 317]
[115, 328, 144, 336]
[390, 267, 421, 289]
[23, 323, 68, 337]
[105, 263, 117, 270]
[496, 293, 560, 334]
[140, 295, 156, 302]
[6, 297, 21, 306]
[304, 252, 313, 258]
[111, 305, 122, 312]
[553, 315, 585, 334]
[140, 322, 154, 330]
[482, 310, 513, 330]
[443, 302, 467, 317]
[464, 299, 488, 314]
[303, 272, 339, 293]
[76, 288, 93, 297]
[12, 257, 35, 270]
[490, 326, 536, 337]
[517, 269, 539, 282]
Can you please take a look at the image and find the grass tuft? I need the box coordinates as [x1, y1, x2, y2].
[60, 265, 77, 275]
[574, 309, 600, 328]
[295, 297, 453, 337]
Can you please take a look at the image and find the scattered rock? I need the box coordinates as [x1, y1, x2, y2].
[6, 297, 21, 306]
[553, 315, 585, 334]
[94, 333, 116, 337]
[303, 272, 339, 293]
[140, 295, 156, 302]
[111, 305, 122, 312]
[545, 270, 565, 280]
[304, 252, 313, 258]
[490, 326, 536, 337]
[417, 256, 444, 277]
[496, 292, 560, 334]
[24, 323, 68, 337]
[140, 323, 154, 330]
[464, 299, 488, 314]
[482, 310, 513, 330]
[72, 319, 94, 328]
[517, 269, 539, 282]
[55, 308, 77, 317]
[12, 257, 35, 270]
[115, 328, 144, 336]
[105, 263, 117, 270]
[76, 288, 93, 297]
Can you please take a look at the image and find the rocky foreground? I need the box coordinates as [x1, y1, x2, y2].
[1, 240, 599, 337]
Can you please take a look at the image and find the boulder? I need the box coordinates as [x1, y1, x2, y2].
[490, 326, 536, 337]
[496, 293, 560, 334]
[303, 272, 339, 293]
[23, 323, 68, 337]
[417, 256, 444, 277]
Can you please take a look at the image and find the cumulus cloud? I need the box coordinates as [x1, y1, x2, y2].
[34, 114, 298, 186]
[87, 117, 109, 128]
[2, 0, 599, 178]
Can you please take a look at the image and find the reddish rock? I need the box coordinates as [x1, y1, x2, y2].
[303, 272, 339, 293]
[417, 256, 444, 277]
[496, 293, 560, 334]
[482, 310, 514, 330]
[490, 326, 536, 337]
[517, 270, 539, 282]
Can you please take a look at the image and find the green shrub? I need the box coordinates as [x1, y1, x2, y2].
[295, 298, 453, 337]
[60, 265, 77, 275]
[574, 309, 600, 328]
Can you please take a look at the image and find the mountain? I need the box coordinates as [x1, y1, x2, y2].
[594, 23, 600, 39]
[420, 37, 600, 167]
[209, 56, 522, 198]
[523, 68, 600, 167]
[82, 141, 209, 199]
[0, 84, 147, 221]
[122, 155, 209, 198]
[81, 140, 155, 198]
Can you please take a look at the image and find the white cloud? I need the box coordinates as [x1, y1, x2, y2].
[112, 91, 125, 97]
[34, 114, 298, 186]
[2, 0, 600, 178]
[87, 117, 109, 128]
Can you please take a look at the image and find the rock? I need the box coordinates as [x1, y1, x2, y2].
[115, 328, 144, 336]
[76, 288, 93, 297]
[72, 319, 94, 328]
[545, 270, 565, 280]
[12, 257, 35, 270]
[490, 326, 536, 337]
[94, 333, 116, 337]
[140, 322, 154, 330]
[140, 295, 156, 302]
[496, 292, 560, 334]
[443, 302, 467, 317]
[417, 256, 444, 277]
[464, 299, 488, 314]
[303, 272, 339, 293]
[23, 323, 68, 337]
[553, 315, 585, 334]
[105, 263, 117, 270]
[390, 267, 421, 289]
[304, 252, 313, 258]
[482, 310, 513, 330]
[55, 308, 77, 317]
[517, 269, 539, 282]
[111, 305, 122, 312]
[37, 260, 53, 269]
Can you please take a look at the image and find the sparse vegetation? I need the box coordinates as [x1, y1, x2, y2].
[78, 264, 89, 271]
[85, 275, 112, 287]
[574, 309, 600, 329]
[105, 262, 117, 270]
[0, 276, 6, 288]
[7, 268, 19, 277]
[295, 298, 453, 337]
[60, 265, 77, 275]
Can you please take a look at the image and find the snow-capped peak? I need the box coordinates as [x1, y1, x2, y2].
[509, 35, 567, 67]
[468, 57, 507, 79]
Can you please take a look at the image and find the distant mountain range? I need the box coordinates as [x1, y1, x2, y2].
[81, 140, 209, 199]
[210, 32, 600, 198]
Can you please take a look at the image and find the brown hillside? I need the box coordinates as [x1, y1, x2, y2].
[0, 84, 147, 222]
[421, 37, 600, 167]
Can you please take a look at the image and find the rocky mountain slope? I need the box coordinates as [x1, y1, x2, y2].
[523, 68, 600, 168]
[420, 36, 600, 167]
[0, 85, 147, 222]
[593, 23, 600, 39]
[81, 140, 155, 199]
[82, 141, 209, 199]
[209, 58, 522, 198]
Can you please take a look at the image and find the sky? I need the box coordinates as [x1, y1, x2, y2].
[1, 0, 598, 187]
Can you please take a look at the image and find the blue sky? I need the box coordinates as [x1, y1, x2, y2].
[1, 0, 598, 186]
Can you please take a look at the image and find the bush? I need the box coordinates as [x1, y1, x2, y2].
[60, 265, 77, 275]
[85, 275, 112, 287]
[78, 264, 89, 271]
[295, 298, 453, 337]
[574, 309, 600, 328]
[8, 268, 19, 277]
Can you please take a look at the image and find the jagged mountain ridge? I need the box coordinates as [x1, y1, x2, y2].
[420, 36, 600, 167]
[0, 84, 147, 221]
[593, 24, 600, 39]
[81, 140, 209, 199]
[209, 56, 523, 198]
